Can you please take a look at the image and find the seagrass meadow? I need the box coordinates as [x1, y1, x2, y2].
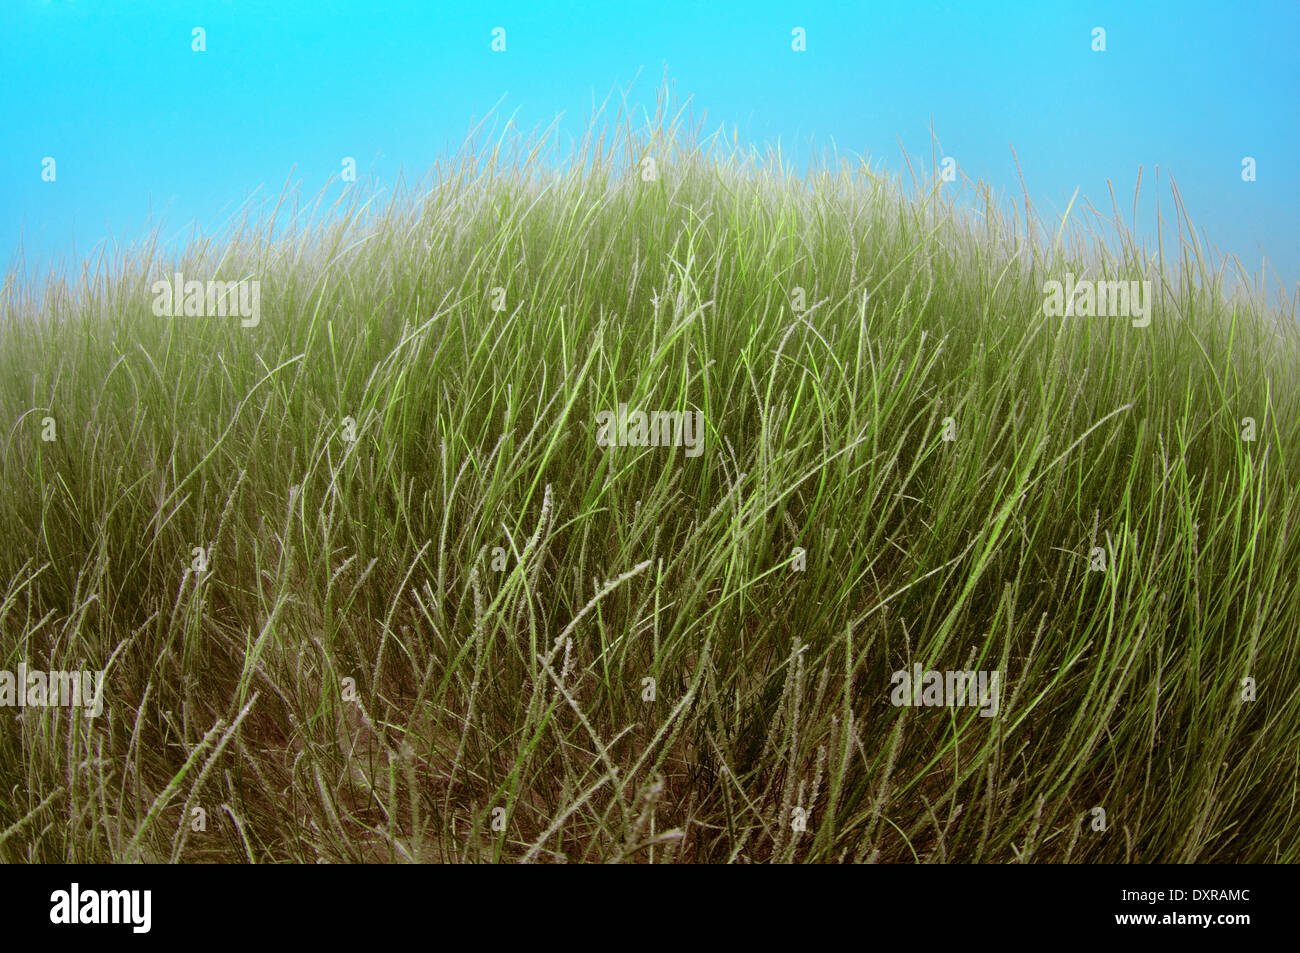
[2, 90, 1298, 863]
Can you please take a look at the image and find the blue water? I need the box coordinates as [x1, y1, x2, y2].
[2, 0, 1296, 296]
